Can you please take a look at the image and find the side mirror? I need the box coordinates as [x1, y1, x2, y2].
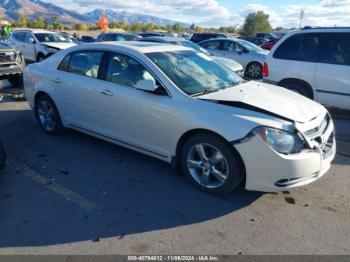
[28, 37, 35, 44]
[136, 79, 157, 92]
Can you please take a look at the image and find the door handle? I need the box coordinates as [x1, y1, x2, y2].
[99, 89, 113, 96]
[51, 78, 62, 84]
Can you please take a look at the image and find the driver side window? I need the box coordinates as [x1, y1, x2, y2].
[106, 52, 156, 88]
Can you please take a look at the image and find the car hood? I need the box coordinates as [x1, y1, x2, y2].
[197, 81, 326, 123]
[42, 42, 77, 50]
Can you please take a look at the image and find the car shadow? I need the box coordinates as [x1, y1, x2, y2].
[0, 109, 262, 247]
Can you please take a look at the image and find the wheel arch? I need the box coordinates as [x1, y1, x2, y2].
[34, 91, 50, 108]
[172, 128, 246, 175]
[277, 78, 314, 99]
[36, 52, 46, 62]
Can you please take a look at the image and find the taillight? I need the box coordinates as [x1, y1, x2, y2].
[263, 62, 269, 77]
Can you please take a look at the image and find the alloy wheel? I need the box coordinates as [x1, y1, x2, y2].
[186, 143, 229, 189]
[248, 63, 262, 78]
[37, 100, 56, 132]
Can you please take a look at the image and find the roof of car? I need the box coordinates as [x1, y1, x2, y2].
[80, 41, 191, 53]
[13, 29, 57, 34]
[101, 32, 138, 35]
[140, 36, 186, 43]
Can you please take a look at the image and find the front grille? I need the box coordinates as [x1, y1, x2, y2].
[0, 51, 16, 62]
[304, 114, 335, 159]
[321, 132, 335, 159]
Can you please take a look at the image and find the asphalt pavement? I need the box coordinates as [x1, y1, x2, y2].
[0, 81, 349, 255]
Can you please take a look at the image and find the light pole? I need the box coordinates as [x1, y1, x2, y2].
[299, 10, 305, 28]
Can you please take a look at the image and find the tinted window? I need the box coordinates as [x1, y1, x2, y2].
[319, 33, 350, 66]
[67, 51, 104, 78]
[106, 52, 155, 88]
[200, 40, 221, 50]
[273, 33, 320, 62]
[104, 34, 138, 41]
[13, 32, 26, 42]
[34, 33, 70, 43]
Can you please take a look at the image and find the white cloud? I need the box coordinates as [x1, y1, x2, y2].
[52, 0, 350, 28]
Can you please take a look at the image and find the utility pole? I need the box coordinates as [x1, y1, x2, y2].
[299, 10, 305, 29]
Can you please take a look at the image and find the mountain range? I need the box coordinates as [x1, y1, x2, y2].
[0, 0, 189, 26]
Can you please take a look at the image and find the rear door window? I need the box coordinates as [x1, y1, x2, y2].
[66, 51, 104, 78]
[319, 33, 350, 66]
[200, 40, 221, 50]
[273, 33, 321, 62]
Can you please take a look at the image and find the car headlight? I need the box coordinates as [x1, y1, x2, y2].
[253, 127, 305, 154]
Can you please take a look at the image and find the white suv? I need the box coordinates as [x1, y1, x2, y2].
[8, 29, 76, 62]
[263, 27, 350, 110]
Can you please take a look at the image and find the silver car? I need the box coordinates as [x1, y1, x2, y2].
[139, 36, 244, 75]
[199, 38, 268, 79]
[8, 29, 76, 62]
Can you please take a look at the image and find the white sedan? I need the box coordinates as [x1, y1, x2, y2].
[24, 42, 336, 194]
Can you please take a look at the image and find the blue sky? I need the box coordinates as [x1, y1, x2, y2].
[53, 0, 350, 28]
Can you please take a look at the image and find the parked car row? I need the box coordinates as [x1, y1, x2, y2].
[3, 27, 350, 111]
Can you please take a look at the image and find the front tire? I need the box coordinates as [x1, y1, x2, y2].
[180, 133, 244, 194]
[35, 95, 65, 135]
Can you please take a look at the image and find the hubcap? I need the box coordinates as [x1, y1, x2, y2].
[248, 64, 261, 78]
[186, 143, 229, 189]
[37, 100, 56, 131]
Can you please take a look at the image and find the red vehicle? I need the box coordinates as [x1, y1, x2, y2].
[260, 38, 279, 50]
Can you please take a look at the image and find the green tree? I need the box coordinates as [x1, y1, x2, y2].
[275, 26, 284, 31]
[171, 23, 183, 33]
[17, 11, 28, 27]
[194, 25, 204, 32]
[142, 22, 158, 32]
[31, 17, 46, 28]
[130, 22, 142, 32]
[74, 23, 88, 31]
[241, 11, 272, 36]
[52, 17, 61, 30]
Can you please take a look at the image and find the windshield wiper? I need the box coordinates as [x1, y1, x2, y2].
[191, 88, 220, 97]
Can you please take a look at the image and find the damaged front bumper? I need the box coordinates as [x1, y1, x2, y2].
[234, 117, 336, 192]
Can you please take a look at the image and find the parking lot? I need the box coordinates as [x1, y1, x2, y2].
[0, 79, 349, 255]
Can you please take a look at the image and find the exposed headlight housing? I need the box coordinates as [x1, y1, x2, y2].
[253, 127, 305, 154]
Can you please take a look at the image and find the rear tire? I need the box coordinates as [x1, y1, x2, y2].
[245, 62, 263, 79]
[180, 133, 244, 195]
[35, 95, 65, 135]
[280, 80, 313, 99]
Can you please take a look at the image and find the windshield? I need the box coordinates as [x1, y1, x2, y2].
[147, 50, 242, 96]
[107, 34, 140, 41]
[237, 39, 264, 52]
[172, 40, 210, 55]
[34, 33, 70, 43]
